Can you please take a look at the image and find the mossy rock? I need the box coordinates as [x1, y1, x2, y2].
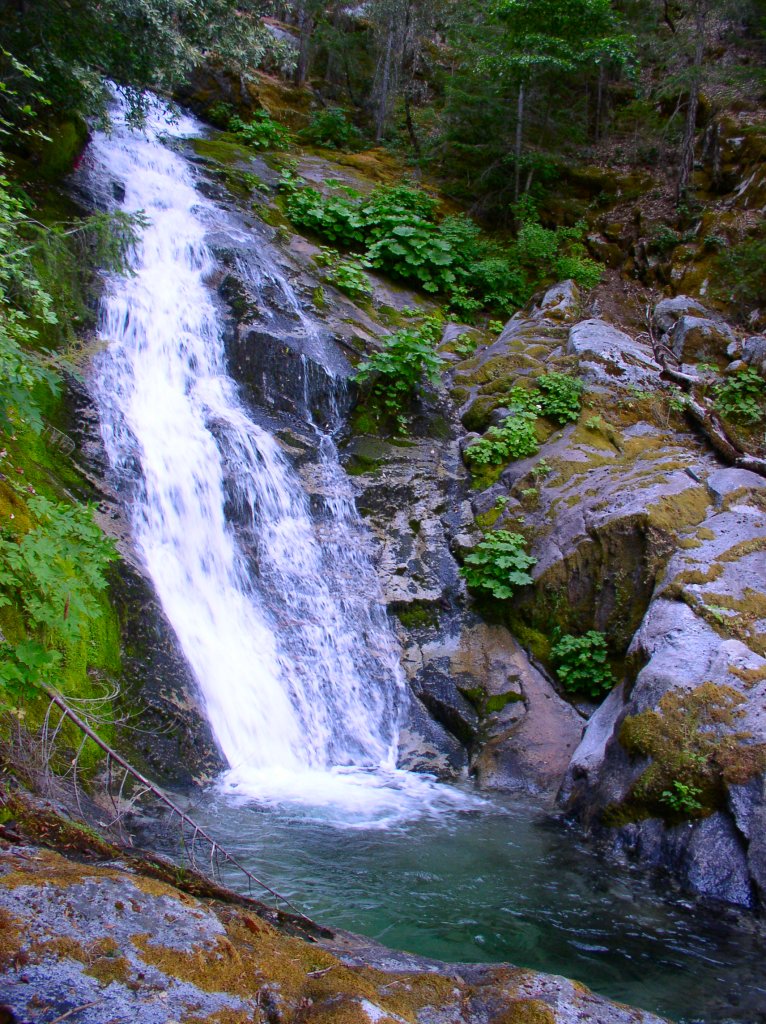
[31, 115, 89, 180]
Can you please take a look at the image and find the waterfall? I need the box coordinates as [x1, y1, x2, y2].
[78, 96, 468, 822]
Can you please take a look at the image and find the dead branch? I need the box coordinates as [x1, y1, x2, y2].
[646, 305, 766, 478]
[40, 685, 313, 925]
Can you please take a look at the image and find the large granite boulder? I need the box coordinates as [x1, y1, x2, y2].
[561, 468, 766, 907]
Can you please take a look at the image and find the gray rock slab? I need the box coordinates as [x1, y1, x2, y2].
[653, 295, 708, 334]
[567, 318, 661, 391]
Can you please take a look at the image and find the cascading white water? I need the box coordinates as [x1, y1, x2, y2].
[81, 96, 471, 823]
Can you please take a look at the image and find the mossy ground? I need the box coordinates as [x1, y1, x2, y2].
[605, 683, 766, 826]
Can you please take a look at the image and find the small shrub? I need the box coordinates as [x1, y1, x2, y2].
[280, 175, 365, 246]
[464, 412, 539, 466]
[314, 247, 371, 300]
[460, 531, 537, 600]
[229, 111, 291, 150]
[207, 101, 234, 128]
[650, 225, 681, 258]
[363, 183, 453, 294]
[353, 318, 443, 431]
[537, 372, 583, 425]
[551, 631, 614, 699]
[301, 108, 363, 150]
[660, 781, 703, 815]
[445, 332, 478, 358]
[712, 367, 766, 425]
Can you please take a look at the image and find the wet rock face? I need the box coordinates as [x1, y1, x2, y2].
[561, 468, 766, 909]
[341, 385, 582, 795]
[0, 841, 671, 1024]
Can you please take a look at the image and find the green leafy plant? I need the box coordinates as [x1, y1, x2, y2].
[550, 631, 614, 699]
[301, 107, 363, 150]
[362, 183, 454, 295]
[460, 530, 536, 599]
[281, 179, 601, 313]
[712, 367, 766, 425]
[207, 101, 234, 128]
[650, 225, 681, 258]
[660, 781, 703, 815]
[464, 412, 539, 466]
[280, 174, 365, 246]
[452, 333, 478, 358]
[353, 318, 443, 431]
[229, 111, 291, 150]
[314, 247, 372, 300]
[0, 491, 116, 700]
[537, 372, 583, 424]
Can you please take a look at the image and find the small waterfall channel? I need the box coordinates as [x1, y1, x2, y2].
[80, 96, 463, 822]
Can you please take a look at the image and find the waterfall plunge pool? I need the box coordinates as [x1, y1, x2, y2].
[156, 788, 766, 1024]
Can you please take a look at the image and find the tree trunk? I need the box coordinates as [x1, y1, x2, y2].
[404, 91, 421, 157]
[595, 64, 605, 142]
[295, 4, 315, 87]
[677, 3, 706, 203]
[375, 21, 395, 142]
[514, 79, 525, 202]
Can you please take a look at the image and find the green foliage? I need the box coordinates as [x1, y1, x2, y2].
[229, 111, 291, 150]
[464, 412, 539, 465]
[314, 248, 372, 300]
[512, 202, 603, 293]
[660, 781, 703, 815]
[714, 237, 766, 314]
[281, 174, 365, 246]
[550, 631, 614, 699]
[281, 178, 601, 314]
[464, 375, 581, 468]
[537, 372, 583, 424]
[362, 183, 454, 295]
[487, 0, 635, 78]
[619, 683, 766, 821]
[712, 367, 766, 425]
[0, 489, 116, 701]
[301, 108, 363, 150]
[651, 225, 681, 258]
[460, 530, 537, 600]
[353, 319, 443, 431]
[0, 2, 288, 127]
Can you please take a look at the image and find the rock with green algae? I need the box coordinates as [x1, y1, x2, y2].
[560, 468, 766, 909]
[449, 287, 766, 904]
[341, 389, 582, 796]
[0, 839, 671, 1024]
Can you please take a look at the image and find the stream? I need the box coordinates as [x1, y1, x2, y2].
[78, 95, 766, 1024]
